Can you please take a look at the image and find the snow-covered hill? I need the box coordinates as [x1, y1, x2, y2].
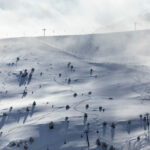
[1, 30, 150, 150]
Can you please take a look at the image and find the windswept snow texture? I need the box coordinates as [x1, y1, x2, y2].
[1, 30, 150, 150]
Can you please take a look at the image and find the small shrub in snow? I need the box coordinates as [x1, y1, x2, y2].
[65, 117, 69, 121]
[3, 112, 7, 117]
[67, 62, 71, 68]
[10, 106, 13, 111]
[96, 130, 99, 134]
[16, 57, 20, 62]
[22, 89, 27, 97]
[59, 73, 62, 77]
[99, 106, 102, 111]
[22, 69, 28, 78]
[68, 78, 71, 84]
[111, 123, 116, 129]
[70, 65, 73, 70]
[88, 91, 92, 95]
[29, 137, 34, 144]
[143, 117, 146, 122]
[128, 120, 131, 124]
[9, 142, 16, 147]
[96, 139, 101, 146]
[49, 121, 54, 129]
[85, 104, 89, 109]
[84, 113, 88, 118]
[139, 114, 142, 119]
[103, 121, 107, 126]
[66, 105, 70, 110]
[137, 136, 140, 141]
[33, 101, 36, 106]
[26, 107, 30, 112]
[73, 93, 77, 97]
[0, 131, 3, 135]
[90, 69, 93, 75]
[146, 113, 149, 122]
[31, 68, 35, 72]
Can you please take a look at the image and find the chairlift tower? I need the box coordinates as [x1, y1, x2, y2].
[42, 28, 46, 36]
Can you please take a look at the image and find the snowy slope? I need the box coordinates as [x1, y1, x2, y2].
[0, 30, 150, 150]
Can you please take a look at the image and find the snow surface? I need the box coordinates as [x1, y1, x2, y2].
[1, 30, 150, 150]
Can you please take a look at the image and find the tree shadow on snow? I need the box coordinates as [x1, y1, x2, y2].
[28, 122, 89, 150]
[103, 126, 106, 136]
[23, 112, 29, 124]
[0, 116, 7, 129]
[111, 128, 115, 140]
[30, 105, 35, 117]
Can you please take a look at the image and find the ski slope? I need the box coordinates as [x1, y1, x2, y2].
[1, 30, 150, 150]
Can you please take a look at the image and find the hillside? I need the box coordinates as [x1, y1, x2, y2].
[0, 30, 150, 150]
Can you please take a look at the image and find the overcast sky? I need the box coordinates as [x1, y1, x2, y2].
[0, 0, 150, 38]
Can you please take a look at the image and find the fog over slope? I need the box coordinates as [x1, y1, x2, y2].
[0, 30, 150, 150]
[40, 30, 150, 64]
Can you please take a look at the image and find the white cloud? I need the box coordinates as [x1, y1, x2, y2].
[0, 0, 150, 38]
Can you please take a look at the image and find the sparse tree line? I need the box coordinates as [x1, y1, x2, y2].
[7, 57, 20, 67]
[8, 136, 34, 149]
[2, 60, 150, 150]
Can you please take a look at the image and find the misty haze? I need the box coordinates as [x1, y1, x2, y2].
[1, 0, 150, 150]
